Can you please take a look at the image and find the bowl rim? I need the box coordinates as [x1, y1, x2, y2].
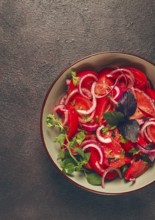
[40, 51, 155, 195]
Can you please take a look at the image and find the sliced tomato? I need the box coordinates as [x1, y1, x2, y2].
[95, 97, 110, 125]
[68, 70, 98, 91]
[88, 148, 118, 179]
[147, 124, 155, 142]
[137, 134, 148, 147]
[125, 159, 149, 180]
[102, 140, 131, 168]
[146, 88, 155, 100]
[133, 88, 155, 117]
[99, 128, 121, 144]
[95, 75, 113, 96]
[124, 67, 148, 90]
[72, 94, 92, 110]
[66, 105, 78, 139]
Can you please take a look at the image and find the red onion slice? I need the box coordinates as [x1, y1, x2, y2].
[112, 86, 121, 100]
[77, 82, 97, 115]
[78, 74, 98, 98]
[59, 94, 68, 104]
[101, 167, 122, 188]
[78, 110, 95, 123]
[141, 120, 155, 142]
[107, 68, 135, 88]
[65, 88, 78, 105]
[96, 125, 112, 143]
[95, 73, 127, 99]
[147, 124, 155, 143]
[54, 104, 66, 113]
[82, 143, 104, 165]
[80, 139, 99, 148]
[80, 123, 99, 132]
[135, 143, 155, 154]
[62, 110, 69, 126]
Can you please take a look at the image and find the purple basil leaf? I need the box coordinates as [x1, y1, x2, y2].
[118, 119, 140, 142]
[116, 90, 137, 117]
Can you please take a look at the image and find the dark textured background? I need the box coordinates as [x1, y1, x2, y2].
[1, 0, 155, 219]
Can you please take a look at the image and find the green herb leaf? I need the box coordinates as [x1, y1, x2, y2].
[46, 114, 64, 132]
[57, 149, 66, 160]
[75, 148, 85, 158]
[85, 172, 102, 186]
[102, 126, 109, 134]
[84, 152, 91, 162]
[61, 158, 76, 175]
[104, 111, 125, 126]
[69, 137, 77, 148]
[71, 71, 80, 86]
[76, 130, 86, 145]
[55, 133, 66, 145]
[116, 90, 137, 117]
[120, 134, 127, 144]
[118, 119, 140, 142]
[129, 147, 139, 155]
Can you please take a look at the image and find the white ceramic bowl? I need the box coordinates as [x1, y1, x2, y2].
[40, 52, 155, 195]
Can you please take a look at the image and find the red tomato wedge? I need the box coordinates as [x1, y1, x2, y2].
[102, 140, 131, 168]
[73, 95, 92, 110]
[147, 124, 155, 142]
[88, 148, 118, 179]
[95, 75, 113, 96]
[146, 88, 155, 100]
[66, 105, 78, 139]
[124, 67, 148, 90]
[133, 88, 155, 117]
[95, 97, 110, 125]
[125, 160, 150, 180]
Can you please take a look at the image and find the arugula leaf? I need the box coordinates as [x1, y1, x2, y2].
[116, 90, 137, 117]
[118, 119, 140, 142]
[71, 71, 80, 86]
[104, 111, 125, 126]
[85, 172, 102, 186]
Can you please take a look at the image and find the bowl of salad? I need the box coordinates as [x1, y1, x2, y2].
[41, 52, 155, 195]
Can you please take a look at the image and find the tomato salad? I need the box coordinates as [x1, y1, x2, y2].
[47, 67, 155, 188]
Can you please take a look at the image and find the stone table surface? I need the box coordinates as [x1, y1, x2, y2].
[1, 1, 155, 220]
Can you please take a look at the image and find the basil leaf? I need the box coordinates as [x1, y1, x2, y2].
[118, 119, 140, 142]
[116, 91, 137, 117]
[104, 111, 125, 126]
[86, 172, 102, 186]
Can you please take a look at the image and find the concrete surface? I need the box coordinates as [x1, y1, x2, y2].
[1, 0, 155, 219]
